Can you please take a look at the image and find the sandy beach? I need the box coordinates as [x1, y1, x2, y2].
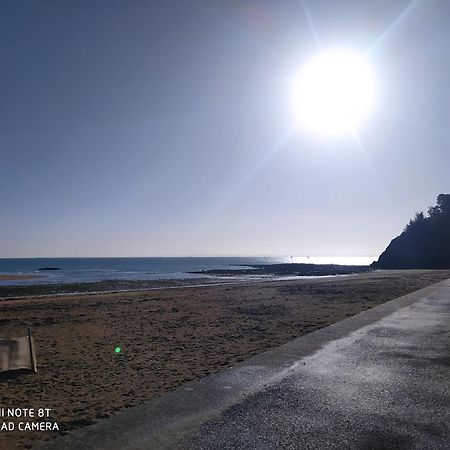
[1, 269, 450, 449]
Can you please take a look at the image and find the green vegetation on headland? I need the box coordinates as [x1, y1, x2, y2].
[372, 194, 450, 269]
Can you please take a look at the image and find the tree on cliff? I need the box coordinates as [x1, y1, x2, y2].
[373, 194, 450, 269]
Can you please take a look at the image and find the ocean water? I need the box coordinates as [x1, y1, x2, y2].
[0, 256, 376, 285]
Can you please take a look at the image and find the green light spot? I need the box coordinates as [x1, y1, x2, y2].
[115, 346, 122, 353]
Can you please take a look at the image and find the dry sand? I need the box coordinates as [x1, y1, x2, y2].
[1, 269, 449, 449]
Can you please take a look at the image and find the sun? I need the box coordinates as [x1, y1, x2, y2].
[292, 49, 377, 137]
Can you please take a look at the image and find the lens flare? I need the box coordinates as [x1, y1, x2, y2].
[292, 49, 377, 137]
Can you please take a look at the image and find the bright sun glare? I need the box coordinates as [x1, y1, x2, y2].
[293, 49, 377, 137]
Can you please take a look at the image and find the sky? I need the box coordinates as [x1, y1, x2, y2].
[1, 0, 449, 258]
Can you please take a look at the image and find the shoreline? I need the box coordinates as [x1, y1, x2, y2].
[190, 262, 372, 277]
[0, 277, 221, 299]
[0, 274, 44, 281]
[0, 262, 375, 298]
[0, 273, 360, 301]
[0, 268, 443, 301]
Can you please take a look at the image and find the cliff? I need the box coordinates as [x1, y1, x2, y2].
[373, 194, 450, 269]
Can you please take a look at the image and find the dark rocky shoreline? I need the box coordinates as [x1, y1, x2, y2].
[0, 263, 373, 299]
[0, 278, 220, 299]
[190, 263, 372, 277]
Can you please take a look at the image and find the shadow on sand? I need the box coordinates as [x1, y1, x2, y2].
[0, 368, 33, 383]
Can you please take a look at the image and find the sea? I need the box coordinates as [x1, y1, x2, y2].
[0, 256, 376, 286]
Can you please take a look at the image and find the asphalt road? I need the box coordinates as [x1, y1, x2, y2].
[41, 278, 450, 450]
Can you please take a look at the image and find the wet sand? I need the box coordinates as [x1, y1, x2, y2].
[1, 269, 449, 449]
[0, 274, 43, 281]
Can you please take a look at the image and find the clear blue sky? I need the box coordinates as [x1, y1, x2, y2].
[1, 0, 449, 257]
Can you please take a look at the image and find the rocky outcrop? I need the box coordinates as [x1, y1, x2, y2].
[373, 194, 450, 269]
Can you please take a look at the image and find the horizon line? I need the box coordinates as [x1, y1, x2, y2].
[0, 254, 378, 259]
